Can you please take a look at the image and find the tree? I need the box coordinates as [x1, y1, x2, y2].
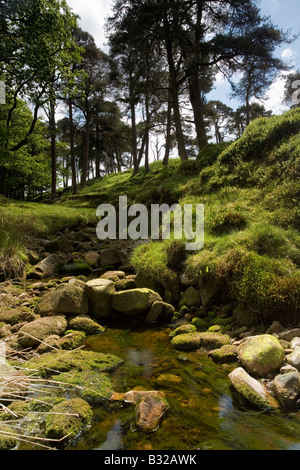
[206, 101, 234, 144]
[0, 0, 82, 194]
[0, 96, 51, 198]
[107, 0, 290, 162]
[71, 28, 109, 187]
[229, 103, 273, 138]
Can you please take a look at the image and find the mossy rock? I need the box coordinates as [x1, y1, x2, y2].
[67, 315, 105, 335]
[111, 288, 162, 316]
[45, 397, 93, 441]
[0, 425, 18, 449]
[207, 325, 227, 333]
[198, 332, 231, 350]
[229, 367, 278, 410]
[210, 344, 238, 364]
[0, 307, 36, 326]
[23, 350, 124, 378]
[169, 324, 197, 338]
[191, 317, 208, 331]
[54, 370, 113, 404]
[237, 334, 285, 377]
[171, 331, 231, 351]
[36, 283, 89, 317]
[170, 333, 203, 351]
[17, 316, 68, 348]
[211, 315, 233, 327]
[58, 330, 86, 350]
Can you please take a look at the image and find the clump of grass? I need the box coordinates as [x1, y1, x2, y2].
[0, 209, 33, 279]
[0, 202, 96, 279]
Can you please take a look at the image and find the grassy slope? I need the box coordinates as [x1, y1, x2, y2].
[0, 200, 96, 278]
[2, 108, 299, 324]
[59, 108, 300, 324]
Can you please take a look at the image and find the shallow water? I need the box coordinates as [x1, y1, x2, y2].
[67, 323, 300, 451]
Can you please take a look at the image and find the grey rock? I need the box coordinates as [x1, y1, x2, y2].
[272, 372, 300, 408]
[86, 279, 116, 319]
[36, 283, 89, 317]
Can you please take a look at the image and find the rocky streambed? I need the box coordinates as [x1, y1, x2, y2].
[1, 228, 300, 450]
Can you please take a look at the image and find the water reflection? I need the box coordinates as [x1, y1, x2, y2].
[218, 394, 234, 419]
[96, 420, 123, 451]
[127, 348, 154, 378]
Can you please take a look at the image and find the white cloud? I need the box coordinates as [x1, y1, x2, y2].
[261, 74, 289, 114]
[66, 0, 113, 50]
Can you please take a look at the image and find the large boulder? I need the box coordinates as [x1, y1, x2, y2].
[86, 279, 116, 319]
[27, 254, 63, 279]
[237, 335, 285, 377]
[18, 316, 67, 348]
[36, 284, 89, 317]
[229, 367, 276, 410]
[111, 288, 162, 316]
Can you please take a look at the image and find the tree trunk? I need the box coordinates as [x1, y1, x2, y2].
[131, 101, 139, 174]
[69, 99, 77, 195]
[164, 20, 188, 162]
[95, 123, 101, 179]
[163, 85, 173, 166]
[81, 103, 90, 188]
[49, 95, 57, 203]
[0, 167, 7, 195]
[188, 71, 208, 150]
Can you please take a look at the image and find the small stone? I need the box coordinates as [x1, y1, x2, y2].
[279, 329, 300, 342]
[291, 337, 300, 349]
[280, 365, 298, 374]
[266, 321, 284, 335]
[286, 347, 300, 371]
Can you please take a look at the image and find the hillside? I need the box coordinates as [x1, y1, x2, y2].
[1, 108, 300, 327]
[58, 108, 300, 326]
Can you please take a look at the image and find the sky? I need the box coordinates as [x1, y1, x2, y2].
[65, 0, 300, 114]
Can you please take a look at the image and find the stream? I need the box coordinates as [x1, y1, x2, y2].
[62, 322, 300, 451]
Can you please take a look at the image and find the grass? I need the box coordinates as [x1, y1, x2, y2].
[0, 201, 96, 279]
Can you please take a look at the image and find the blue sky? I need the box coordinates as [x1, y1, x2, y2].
[66, 0, 300, 114]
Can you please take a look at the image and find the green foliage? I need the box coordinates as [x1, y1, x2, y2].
[219, 108, 300, 165]
[197, 143, 231, 169]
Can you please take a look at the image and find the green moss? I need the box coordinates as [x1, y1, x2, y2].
[23, 350, 124, 378]
[59, 330, 86, 350]
[169, 324, 197, 338]
[54, 370, 113, 403]
[45, 398, 93, 441]
[0, 425, 18, 449]
[170, 333, 203, 351]
[191, 317, 208, 331]
[210, 345, 238, 364]
[67, 315, 105, 335]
